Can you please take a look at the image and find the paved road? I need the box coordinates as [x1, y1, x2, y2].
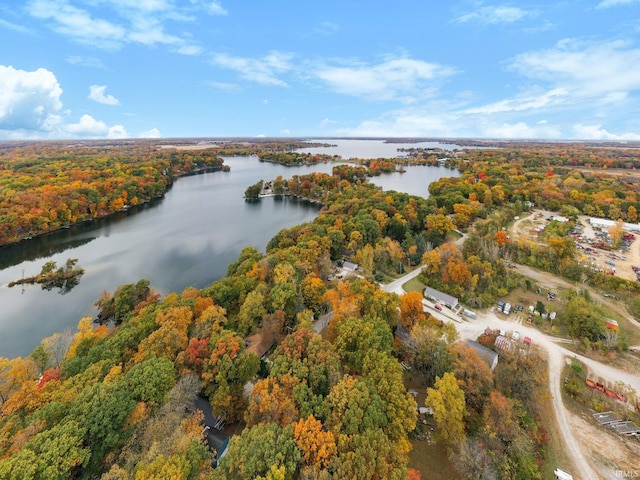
[380, 265, 424, 295]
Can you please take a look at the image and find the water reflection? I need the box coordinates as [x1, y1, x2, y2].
[0, 150, 460, 358]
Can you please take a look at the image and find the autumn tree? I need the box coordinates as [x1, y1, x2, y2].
[245, 374, 299, 427]
[0, 421, 90, 480]
[400, 291, 427, 330]
[454, 343, 494, 415]
[450, 438, 497, 480]
[609, 219, 624, 247]
[425, 214, 455, 244]
[293, 414, 337, 470]
[326, 375, 387, 436]
[202, 330, 260, 422]
[426, 372, 466, 448]
[410, 324, 455, 386]
[495, 230, 508, 247]
[361, 350, 417, 450]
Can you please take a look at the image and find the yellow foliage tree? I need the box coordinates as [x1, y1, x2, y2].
[293, 414, 337, 469]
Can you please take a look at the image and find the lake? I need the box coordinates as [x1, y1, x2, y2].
[0, 140, 462, 358]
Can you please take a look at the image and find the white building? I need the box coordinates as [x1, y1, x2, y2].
[589, 217, 640, 232]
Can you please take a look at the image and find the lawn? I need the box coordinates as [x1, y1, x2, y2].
[408, 438, 457, 480]
[403, 276, 426, 293]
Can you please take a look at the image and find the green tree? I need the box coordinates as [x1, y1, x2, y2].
[563, 295, 606, 341]
[334, 315, 392, 374]
[123, 356, 176, 407]
[0, 421, 90, 480]
[326, 375, 387, 437]
[237, 287, 267, 336]
[214, 423, 302, 479]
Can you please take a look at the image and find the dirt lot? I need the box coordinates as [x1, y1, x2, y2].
[569, 409, 640, 480]
[510, 210, 640, 282]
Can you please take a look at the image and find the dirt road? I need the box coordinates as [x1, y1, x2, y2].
[387, 254, 640, 479]
[455, 313, 597, 479]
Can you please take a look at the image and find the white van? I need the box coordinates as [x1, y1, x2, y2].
[504, 303, 511, 314]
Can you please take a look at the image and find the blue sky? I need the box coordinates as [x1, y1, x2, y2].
[2, 1, 640, 140]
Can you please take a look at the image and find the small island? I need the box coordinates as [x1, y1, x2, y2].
[9, 258, 85, 293]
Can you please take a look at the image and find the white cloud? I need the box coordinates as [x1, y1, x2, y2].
[66, 56, 106, 69]
[106, 0, 172, 13]
[479, 121, 562, 139]
[139, 127, 161, 138]
[211, 51, 293, 86]
[509, 39, 640, 98]
[208, 81, 242, 93]
[27, 0, 127, 49]
[0, 19, 33, 34]
[314, 57, 456, 102]
[572, 124, 640, 140]
[454, 5, 533, 24]
[89, 85, 121, 105]
[597, 0, 639, 8]
[64, 114, 128, 138]
[320, 118, 336, 128]
[175, 45, 203, 56]
[313, 21, 338, 35]
[337, 107, 459, 138]
[26, 0, 220, 52]
[203, 1, 228, 16]
[463, 87, 568, 114]
[0, 65, 130, 139]
[0, 65, 63, 131]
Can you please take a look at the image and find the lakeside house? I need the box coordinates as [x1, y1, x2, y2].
[194, 397, 230, 467]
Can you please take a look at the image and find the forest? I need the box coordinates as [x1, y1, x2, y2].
[0, 142, 228, 246]
[1, 139, 640, 479]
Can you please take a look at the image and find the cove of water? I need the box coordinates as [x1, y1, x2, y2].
[0, 142, 461, 358]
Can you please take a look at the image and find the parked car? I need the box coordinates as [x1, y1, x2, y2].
[504, 303, 512, 315]
[434, 303, 443, 311]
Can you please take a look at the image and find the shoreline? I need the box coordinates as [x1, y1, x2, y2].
[0, 165, 227, 250]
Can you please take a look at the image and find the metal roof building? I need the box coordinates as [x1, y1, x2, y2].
[423, 287, 458, 309]
[464, 339, 499, 371]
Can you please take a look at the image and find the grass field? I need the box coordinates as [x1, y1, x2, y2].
[403, 277, 426, 293]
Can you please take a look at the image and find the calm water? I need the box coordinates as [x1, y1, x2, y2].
[0, 142, 460, 358]
[297, 138, 465, 160]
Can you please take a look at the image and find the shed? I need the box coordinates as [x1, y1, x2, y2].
[423, 287, 458, 309]
[464, 339, 499, 371]
[343, 261, 359, 272]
